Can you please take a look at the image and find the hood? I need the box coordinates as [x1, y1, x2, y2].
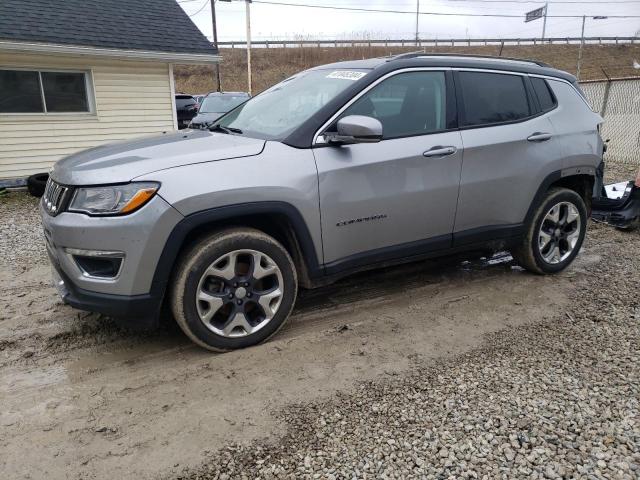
[51, 130, 265, 185]
[190, 112, 225, 125]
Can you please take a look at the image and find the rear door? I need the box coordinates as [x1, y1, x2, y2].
[453, 70, 562, 244]
[313, 69, 463, 270]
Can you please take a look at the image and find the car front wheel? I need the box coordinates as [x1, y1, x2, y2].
[170, 228, 298, 351]
[512, 187, 588, 274]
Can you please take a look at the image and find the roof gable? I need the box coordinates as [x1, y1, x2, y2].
[0, 0, 216, 56]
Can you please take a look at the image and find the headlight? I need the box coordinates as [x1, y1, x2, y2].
[69, 182, 159, 216]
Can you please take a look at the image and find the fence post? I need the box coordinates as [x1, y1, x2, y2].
[600, 71, 612, 118]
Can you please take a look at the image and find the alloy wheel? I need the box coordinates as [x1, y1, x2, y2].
[538, 201, 582, 265]
[195, 249, 284, 337]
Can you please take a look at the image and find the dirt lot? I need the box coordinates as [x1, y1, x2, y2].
[0, 164, 638, 479]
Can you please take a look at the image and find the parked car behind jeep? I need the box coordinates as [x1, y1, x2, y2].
[41, 54, 604, 351]
[175, 94, 198, 129]
[189, 92, 250, 129]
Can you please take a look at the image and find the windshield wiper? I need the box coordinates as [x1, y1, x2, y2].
[208, 124, 243, 135]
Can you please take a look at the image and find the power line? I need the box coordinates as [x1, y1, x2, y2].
[447, 0, 640, 3]
[249, 0, 640, 18]
[185, 0, 211, 16]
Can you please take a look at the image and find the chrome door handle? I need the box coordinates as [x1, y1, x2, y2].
[423, 146, 457, 157]
[527, 132, 552, 142]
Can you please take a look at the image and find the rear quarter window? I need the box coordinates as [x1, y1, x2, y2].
[531, 77, 557, 112]
[458, 71, 531, 127]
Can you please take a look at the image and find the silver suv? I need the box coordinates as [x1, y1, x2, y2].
[41, 53, 604, 351]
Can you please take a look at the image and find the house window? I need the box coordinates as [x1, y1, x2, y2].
[0, 69, 92, 114]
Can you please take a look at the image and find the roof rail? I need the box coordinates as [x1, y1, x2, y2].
[386, 51, 551, 68]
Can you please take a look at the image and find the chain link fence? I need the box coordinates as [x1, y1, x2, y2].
[581, 79, 640, 166]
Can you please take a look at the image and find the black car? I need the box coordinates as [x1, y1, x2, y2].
[189, 92, 250, 129]
[175, 94, 199, 129]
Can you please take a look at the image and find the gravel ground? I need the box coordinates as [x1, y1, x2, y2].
[177, 163, 640, 480]
[0, 191, 47, 272]
[181, 224, 640, 479]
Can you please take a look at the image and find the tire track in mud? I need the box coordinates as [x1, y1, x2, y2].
[0, 251, 517, 367]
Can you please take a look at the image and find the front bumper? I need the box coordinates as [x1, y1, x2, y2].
[49, 259, 161, 325]
[592, 181, 640, 229]
[40, 194, 183, 319]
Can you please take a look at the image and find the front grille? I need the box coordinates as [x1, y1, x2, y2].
[43, 178, 70, 216]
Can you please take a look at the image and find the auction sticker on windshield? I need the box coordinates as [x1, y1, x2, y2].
[326, 71, 367, 81]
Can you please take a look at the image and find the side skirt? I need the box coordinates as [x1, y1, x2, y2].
[313, 224, 523, 288]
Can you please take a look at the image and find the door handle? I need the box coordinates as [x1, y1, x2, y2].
[423, 146, 457, 157]
[527, 132, 552, 142]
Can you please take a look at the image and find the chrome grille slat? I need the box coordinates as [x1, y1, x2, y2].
[43, 178, 69, 216]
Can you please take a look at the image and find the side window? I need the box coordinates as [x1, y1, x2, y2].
[0, 69, 92, 114]
[459, 72, 531, 127]
[531, 77, 557, 112]
[340, 71, 447, 139]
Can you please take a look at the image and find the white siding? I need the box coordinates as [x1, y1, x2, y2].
[0, 52, 176, 179]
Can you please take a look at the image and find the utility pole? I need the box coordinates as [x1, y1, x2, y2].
[576, 15, 586, 80]
[210, 0, 222, 91]
[541, 2, 548, 40]
[415, 0, 420, 46]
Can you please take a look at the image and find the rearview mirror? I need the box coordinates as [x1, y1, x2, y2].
[325, 115, 383, 145]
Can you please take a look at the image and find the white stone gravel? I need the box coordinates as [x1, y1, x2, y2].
[0, 191, 47, 271]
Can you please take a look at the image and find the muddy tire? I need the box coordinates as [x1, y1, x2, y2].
[512, 187, 587, 274]
[170, 228, 297, 352]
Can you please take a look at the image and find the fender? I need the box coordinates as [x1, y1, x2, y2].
[147, 201, 323, 301]
[524, 166, 596, 226]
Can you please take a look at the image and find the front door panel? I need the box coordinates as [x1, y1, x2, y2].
[314, 130, 463, 266]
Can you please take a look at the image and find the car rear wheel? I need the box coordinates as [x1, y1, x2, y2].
[512, 187, 587, 274]
[170, 228, 297, 351]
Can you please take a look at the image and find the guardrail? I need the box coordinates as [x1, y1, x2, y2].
[217, 36, 640, 49]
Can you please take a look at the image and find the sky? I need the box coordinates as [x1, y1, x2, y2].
[178, 0, 640, 42]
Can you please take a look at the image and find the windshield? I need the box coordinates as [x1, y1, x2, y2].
[200, 95, 247, 113]
[217, 69, 369, 140]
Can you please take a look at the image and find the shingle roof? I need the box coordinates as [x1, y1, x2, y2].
[0, 0, 217, 55]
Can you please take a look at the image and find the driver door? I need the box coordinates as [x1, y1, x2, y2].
[313, 70, 463, 271]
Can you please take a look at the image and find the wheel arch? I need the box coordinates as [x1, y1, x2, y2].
[525, 168, 596, 225]
[149, 202, 322, 303]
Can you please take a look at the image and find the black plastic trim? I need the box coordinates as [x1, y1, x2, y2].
[324, 234, 451, 276]
[453, 224, 524, 247]
[147, 201, 323, 299]
[51, 256, 160, 327]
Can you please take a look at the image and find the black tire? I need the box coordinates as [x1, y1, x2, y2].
[170, 228, 298, 352]
[26, 173, 49, 198]
[512, 187, 587, 274]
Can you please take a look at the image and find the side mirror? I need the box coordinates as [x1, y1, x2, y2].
[325, 115, 383, 145]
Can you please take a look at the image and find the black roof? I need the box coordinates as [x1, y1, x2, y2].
[0, 0, 216, 55]
[312, 55, 577, 83]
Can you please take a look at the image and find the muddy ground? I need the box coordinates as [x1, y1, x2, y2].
[0, 164, 638, 479]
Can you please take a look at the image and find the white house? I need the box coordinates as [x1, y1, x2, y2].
[0, 0, 219, 184]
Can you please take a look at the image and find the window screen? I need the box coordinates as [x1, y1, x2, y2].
[0, 70, 43, 113]
[0, 69, 90, 114]
[459, 72, 531, 126]
[341, 71, 447, 139]
[531, 77, 556, 112]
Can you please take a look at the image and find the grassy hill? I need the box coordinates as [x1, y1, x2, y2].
[175, 43, 640, 95]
